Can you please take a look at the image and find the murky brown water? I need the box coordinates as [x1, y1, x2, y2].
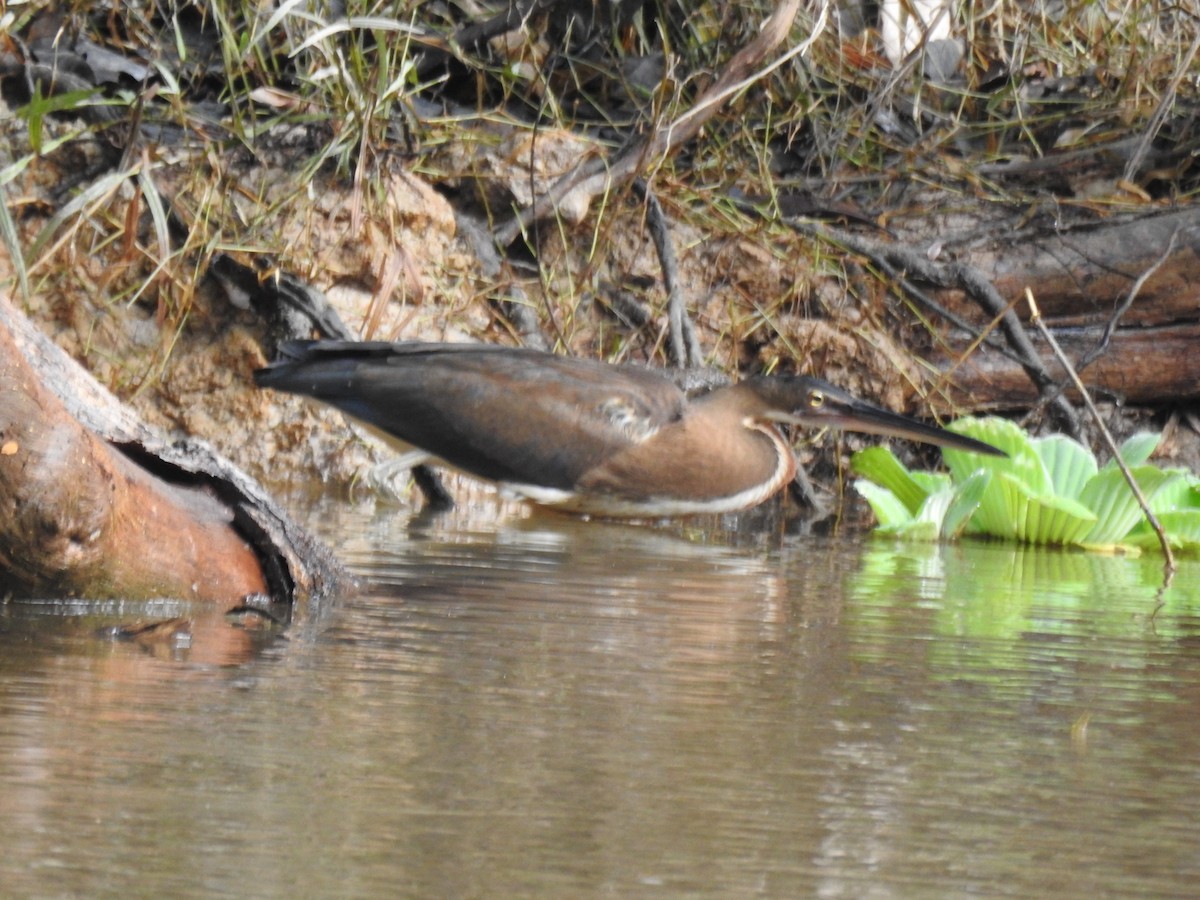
[3, 494, 1200, 897]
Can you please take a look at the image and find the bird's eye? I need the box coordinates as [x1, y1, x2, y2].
[808, 389, 825, 409]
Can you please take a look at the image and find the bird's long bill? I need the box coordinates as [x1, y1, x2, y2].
[818, 397, 1006, 457]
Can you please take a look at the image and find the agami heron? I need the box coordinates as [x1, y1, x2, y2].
[255, 341, 1001, 517]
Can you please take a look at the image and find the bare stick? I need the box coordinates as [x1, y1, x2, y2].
[1026, 288, 1176, 576]
[636, 182, 701, 367]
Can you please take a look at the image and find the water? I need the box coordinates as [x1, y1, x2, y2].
[2, 494, 1199, 897]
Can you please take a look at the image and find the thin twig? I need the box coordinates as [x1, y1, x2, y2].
[1026, 288, 1176, 577]
[1023, 227, 1186, 422]
[1076, 228, 1184, 373]
[937, 291, 1024, 381]
[636, 181, 701, 367]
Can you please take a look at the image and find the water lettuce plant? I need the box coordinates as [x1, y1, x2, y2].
[852, 417, 1200, 554]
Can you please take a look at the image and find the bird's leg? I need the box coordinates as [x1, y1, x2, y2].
[787, 466, 820, 509]
[366, 450, 454, 512]
[411, 464, 455, 513]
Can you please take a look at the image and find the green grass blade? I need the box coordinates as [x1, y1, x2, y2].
[0, 183, 28, 300]
[137, 169, 172, 262]
[26, 169, 128, 264]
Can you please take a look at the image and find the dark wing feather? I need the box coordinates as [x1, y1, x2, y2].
[254, 341, 687, 489]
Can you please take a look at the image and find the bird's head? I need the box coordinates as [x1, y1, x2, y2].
[749, 375, 1005, 457]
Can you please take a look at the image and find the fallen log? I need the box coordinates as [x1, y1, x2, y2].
[0, 292, 345, 614]
[938, 321, 1200, 410]
[941, 206, 1200, 329]
[925, 206, 1200, 411]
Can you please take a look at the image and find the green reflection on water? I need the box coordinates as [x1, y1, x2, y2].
[847, 538, 1200, 687]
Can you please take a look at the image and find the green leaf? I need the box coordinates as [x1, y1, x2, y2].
[943, 417, 1049, 492]
[866, 486, 954, 541]
[1126, 510, 1200, 551]
[885, 488, 955, 542]
[996, 473, 1097, 544]
[1146, 472, 1200, 514]
[1079, 466, 1185, 544]
[1114, 432, 1161, 468]
[942, 470, 990, 540]
[857, 416, 1200, 553]
[911, 470, 952, 497]
[1032, 434, 1097, 501]
[851, 447, 929, 515]
[916, 486, 953, 525]
[944, 418, 1049, 537]
[855, 480, 915, 529]
[1178, 484, 1200, 511]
